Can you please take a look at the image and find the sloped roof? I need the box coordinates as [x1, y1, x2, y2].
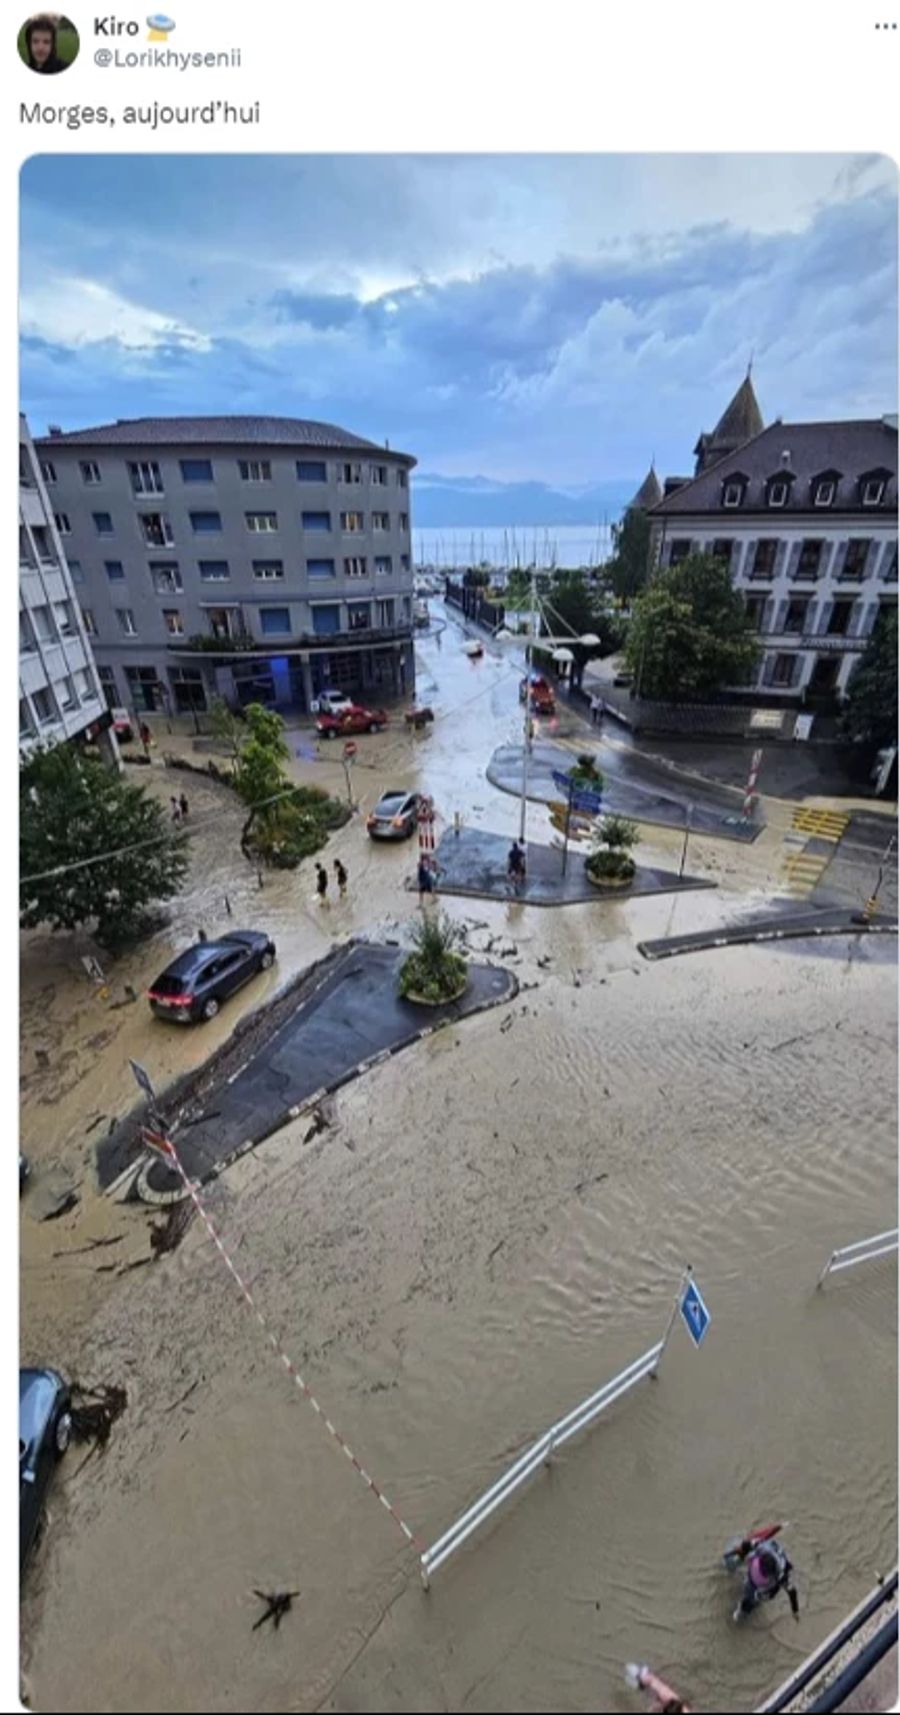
[711, 373, 764, 447]
[628, 464, 663, 510]
[653, 418, 897, 516]
[36, 415, 416, 463]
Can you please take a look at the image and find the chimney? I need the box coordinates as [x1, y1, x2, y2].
[385, 438, 390, 450]
[48, 425, 62, 437]
[781, 449, 791, 467]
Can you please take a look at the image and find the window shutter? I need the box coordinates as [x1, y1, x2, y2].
[783, 541, 801, 579]
[762, 596, 776, 632]
[832, 540, 849, 578]
[804, 602, 820, 638]
[818, 598, 834, 634]
[773, 598, 789, 633]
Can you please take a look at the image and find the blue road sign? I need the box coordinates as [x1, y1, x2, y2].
[680, 1277, 711, 1348]
[552, 769, 573, 794]
[572, 787, 604, 814]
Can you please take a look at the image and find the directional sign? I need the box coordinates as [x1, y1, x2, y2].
[680, 1277, 711, 1348]
[128, 1058, 156, 1103]
[571, 787, 604, 814]
[552, 769, 574, 794]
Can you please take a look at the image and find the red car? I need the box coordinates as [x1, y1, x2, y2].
[519, 675, 556, 715]
[315, 703, 388, 738]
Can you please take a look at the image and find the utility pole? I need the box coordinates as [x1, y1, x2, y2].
[519, 570, 537, 844]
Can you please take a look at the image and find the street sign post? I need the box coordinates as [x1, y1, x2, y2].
[679, 1277, 711, 1348]
[128, 1058, 156, 1104]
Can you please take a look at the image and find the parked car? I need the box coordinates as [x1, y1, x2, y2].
[20, 1366, 72, 1573]
[111, 706, 134, 742]
[310, 688, 354, 717]
[315, 704, 388, 739]
[19, 1154, 29, 1193]
[519, 674, 556, 715]
[464, 640, 484, 658]
[148, 930, 276, 1024]
[414, 600, 430, 627]
[366, 789, 420, 840]
[612, 668, 633, 688]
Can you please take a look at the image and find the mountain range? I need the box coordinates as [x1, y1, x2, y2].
[410, 473, 638, 527]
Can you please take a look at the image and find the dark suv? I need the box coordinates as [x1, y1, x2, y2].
[20, 1367, 71, 1574]
[148, 930, 276, 1023]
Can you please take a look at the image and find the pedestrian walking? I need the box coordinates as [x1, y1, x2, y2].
[140, 721, 152, 749]
[179, 791, 189, 819]
[197, 928, 208, 943]
[315, 862, 329, 905]
[507, 839, 527, 895]
[170, 795, 182, 824]
[417, 854, 435, 904]
[334, 858, 348, 899]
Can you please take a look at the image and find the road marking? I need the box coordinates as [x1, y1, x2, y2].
[791, 808, 850, 842]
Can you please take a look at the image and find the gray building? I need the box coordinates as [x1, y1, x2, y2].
[19, 414, 113, 761]
[35, 416, 417, 718]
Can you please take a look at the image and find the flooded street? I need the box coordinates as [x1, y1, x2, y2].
[20, 608, 897, 1713]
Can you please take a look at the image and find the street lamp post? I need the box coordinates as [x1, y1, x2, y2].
[679, 802, 693, 878]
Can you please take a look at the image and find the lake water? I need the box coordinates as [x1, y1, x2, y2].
[414, 523, 615, 570]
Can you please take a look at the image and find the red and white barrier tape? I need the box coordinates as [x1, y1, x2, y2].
[149, 1131, 423, 1551]
[743, 747, 763, 818]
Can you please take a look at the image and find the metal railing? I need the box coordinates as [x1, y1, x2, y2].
[817, 1228, 898, 1287]
[419, 1339, 665, 1587]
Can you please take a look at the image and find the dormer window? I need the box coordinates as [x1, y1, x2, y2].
[721, 476, 746, 509]
[814, 479, 836, 508]
[863, 478, 886, 507]
[768, 480, 789, 508]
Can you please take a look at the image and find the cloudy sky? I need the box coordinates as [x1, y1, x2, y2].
[19, 153, 897, 507]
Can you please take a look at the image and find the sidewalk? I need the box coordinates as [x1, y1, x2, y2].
[424, 827, 715, 907]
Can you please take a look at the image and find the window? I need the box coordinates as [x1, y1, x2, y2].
[344, 556, 368, 577]
[180, 459, 214, 482]
[81, 607, 97, 636]
[190, 510, 222, 533]
[396, 469, 408, 488]
[402, 595, 412, 619]
[39, 460, 56, 484]
[862, 478, 886, 507]
[150, 562, 183, 594]
[842, 539, 871, 579]
[252, 560, 284, 580]
[722, 480, 744, 508]
[140, 513, 175, 548]
[20, 527, 35, 569]
[796, 540, 823, 579]
[374, 555, 392, 575]
[827, 601, 853, 636]
[32, 604, 55, 643]
[377, 598, 395, 626]
[311, 604, 341, 636]
[340, 462, 363, 484]
[744, 596, 766, 631]
[76, 668, 95, 703]
[399, 512, 409, 531]
[116, 608, 137, 636]
[20, 698, 34, 737]
[784, 599, 809, 634]
[68, 559, 83, 582]
[54, 512, 71, 535]
[32, 526, 56, 563]
[347, 603, 371, 630]
[169, 666, 207, 713]
[54, 600, 76, 636]
[128, 460, 164, 495]
[372, 511, 390, 531]
[162, 609, 185, 636]
[307, 558, 335, 578]
[59, 675, 78, 711]
[259, 606, 290, 635]
[341, 511, 365, 532]
[297, 460, 327, 482]
[750, 540, 778, 579]
[400, 554, 410, 573]
[302, 511, 331, 531]
[80, 460, 101, 485]
[884, 548, 899, 583]
[93, 512, 114, 535]
[205, 608, 244, 641]
[19, 610, 35, 652]
[124, 666, 163, 712]
[814, 479, 836, 508]
[710, 538, 733, 565]
[97, 666, 118, 709]
[199, 560, 230, 581]
[105, 560, 125, 581]
[245, 512, 278, 533]
[669, 539, 692, 566]
[767, 480, 789, 508]
[33, 686, 57, 725]
[771, 653, 797, 687]
[371, 465, 388, 485]
[238, 459, 271, 482]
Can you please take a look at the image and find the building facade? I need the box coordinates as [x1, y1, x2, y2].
[35, 416, 417, 718]
[19, 415, 111, 760]
[648, 385, 897, 708]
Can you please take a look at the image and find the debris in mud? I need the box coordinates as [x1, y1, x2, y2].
[302, 1106, 332, 1145]
[500, 1015, 515, 1033]
[40, 1188, 80, 1221]
[85, 1114, 106, 1134]
[537, 955, 552, 969]
[70, 1382, 127, 1451]
[252, 1589, 300, 1633]
[149, 1200, 195, 1258]
[53, 1235, 123, 1259]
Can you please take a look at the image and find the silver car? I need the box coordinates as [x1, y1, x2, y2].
[366, 789, 419, 840]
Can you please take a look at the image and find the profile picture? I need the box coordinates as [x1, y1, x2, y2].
[18, 13, 79, 73]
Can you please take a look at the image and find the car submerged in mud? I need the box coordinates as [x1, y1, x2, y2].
[148, 930, 276, 1024]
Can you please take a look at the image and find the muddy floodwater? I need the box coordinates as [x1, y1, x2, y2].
[20, 610, 897, 1714]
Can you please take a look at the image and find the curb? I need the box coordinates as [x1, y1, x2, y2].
[638, 917, 898, 962]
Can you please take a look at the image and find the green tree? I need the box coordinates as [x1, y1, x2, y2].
[604, 509, 652, 604]
[20, 745, 188, 947]
[625, 553, 759, 699]
[232, 703, 290, 820]
[840, 610, 898, 748]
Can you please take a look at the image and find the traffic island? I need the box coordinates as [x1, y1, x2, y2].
[98, 942, 517, 1196]
[420, 827, 716, 907]
[638, 907, 899, 961]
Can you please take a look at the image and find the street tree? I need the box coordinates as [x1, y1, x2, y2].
[224, 702, 349, 869]
[20, 744, 188, 947]
[625, 553, 759, 699]
[604, 508, 652, 604]
[840, 609, 898, 748]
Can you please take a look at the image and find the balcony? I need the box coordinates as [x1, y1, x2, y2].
[759, 631, 867, 653]
[167, 621, 414, 655]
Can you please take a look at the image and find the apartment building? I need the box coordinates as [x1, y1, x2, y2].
[19, 415, 111, 760]
[35, 416, 417, 717]
[647, 378, 898, 708]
